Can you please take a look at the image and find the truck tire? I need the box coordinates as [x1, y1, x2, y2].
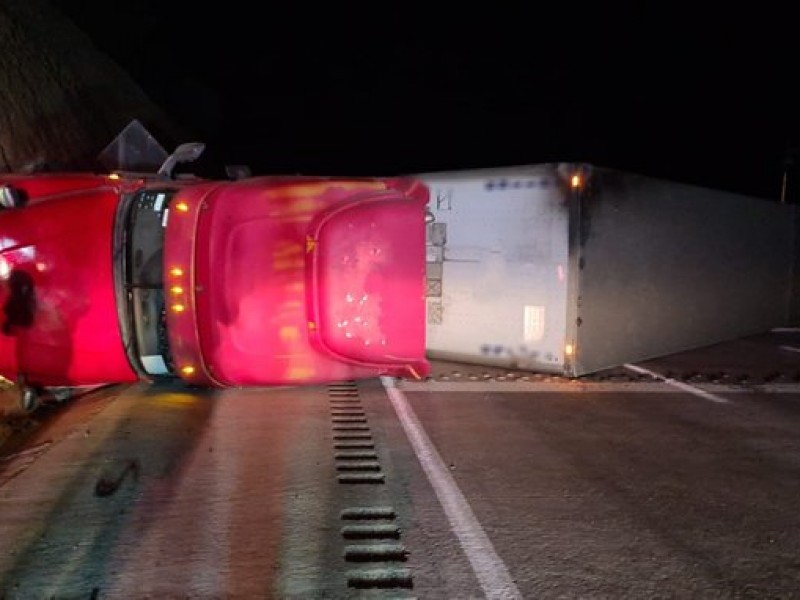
[19, 386, 39, 413]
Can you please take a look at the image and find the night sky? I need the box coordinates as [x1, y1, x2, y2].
[50, 3, 800, 201]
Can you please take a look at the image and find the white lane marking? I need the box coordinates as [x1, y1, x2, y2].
[381, 376, 523, 600]
[780, 345, 800, 353]
[623, 364, 729, 403]
[772, 327, 800, 332]
[404, 381, 689, 393]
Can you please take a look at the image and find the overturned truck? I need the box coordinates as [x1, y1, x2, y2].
[420, 163, 797, 377]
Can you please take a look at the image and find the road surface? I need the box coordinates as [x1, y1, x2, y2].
[1, 330, 800, 598]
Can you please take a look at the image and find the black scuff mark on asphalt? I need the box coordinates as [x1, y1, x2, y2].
[94, 459, 140, 497]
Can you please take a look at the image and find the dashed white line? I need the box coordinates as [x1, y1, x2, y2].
[399, 380, 800, 394]
[780, 345, 800, 353]
[623, 364, 729, 403]
[380, 376, 523, 600]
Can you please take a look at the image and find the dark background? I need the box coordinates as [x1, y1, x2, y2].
[49, 3, 800, 201]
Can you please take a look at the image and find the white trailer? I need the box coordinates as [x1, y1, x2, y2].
[419, 163, 796, 376]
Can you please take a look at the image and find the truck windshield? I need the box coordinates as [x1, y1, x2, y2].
[124, 189, 176, 377]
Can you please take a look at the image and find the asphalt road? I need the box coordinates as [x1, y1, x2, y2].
[1, 331, 799, 598]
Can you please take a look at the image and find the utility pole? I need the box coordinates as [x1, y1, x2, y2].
[782, 145, 798, 203]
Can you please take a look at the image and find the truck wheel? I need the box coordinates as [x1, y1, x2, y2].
[19, 386, 39, 413]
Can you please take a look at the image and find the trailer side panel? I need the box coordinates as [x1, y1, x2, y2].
[572, 168, 795, 376]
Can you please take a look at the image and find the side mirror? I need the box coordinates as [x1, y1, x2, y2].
[157, 142, 206, 178]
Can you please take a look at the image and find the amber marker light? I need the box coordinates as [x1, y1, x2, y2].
[565, 343, 575, 356]
[170, 267, 184, 277]
[175, 201, 190, 212]
[107, 173, 121, 180]
[172, 303, 186, 313]
[181, 365, 196, 376]
[170, 285, 184, 295]
[571, 174, 581, 189]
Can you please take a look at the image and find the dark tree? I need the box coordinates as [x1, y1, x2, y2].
[0, 0, 181, 172]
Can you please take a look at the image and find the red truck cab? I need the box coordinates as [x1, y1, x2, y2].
[0, 163, 429, 398]
[124, 175, 430, 386]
